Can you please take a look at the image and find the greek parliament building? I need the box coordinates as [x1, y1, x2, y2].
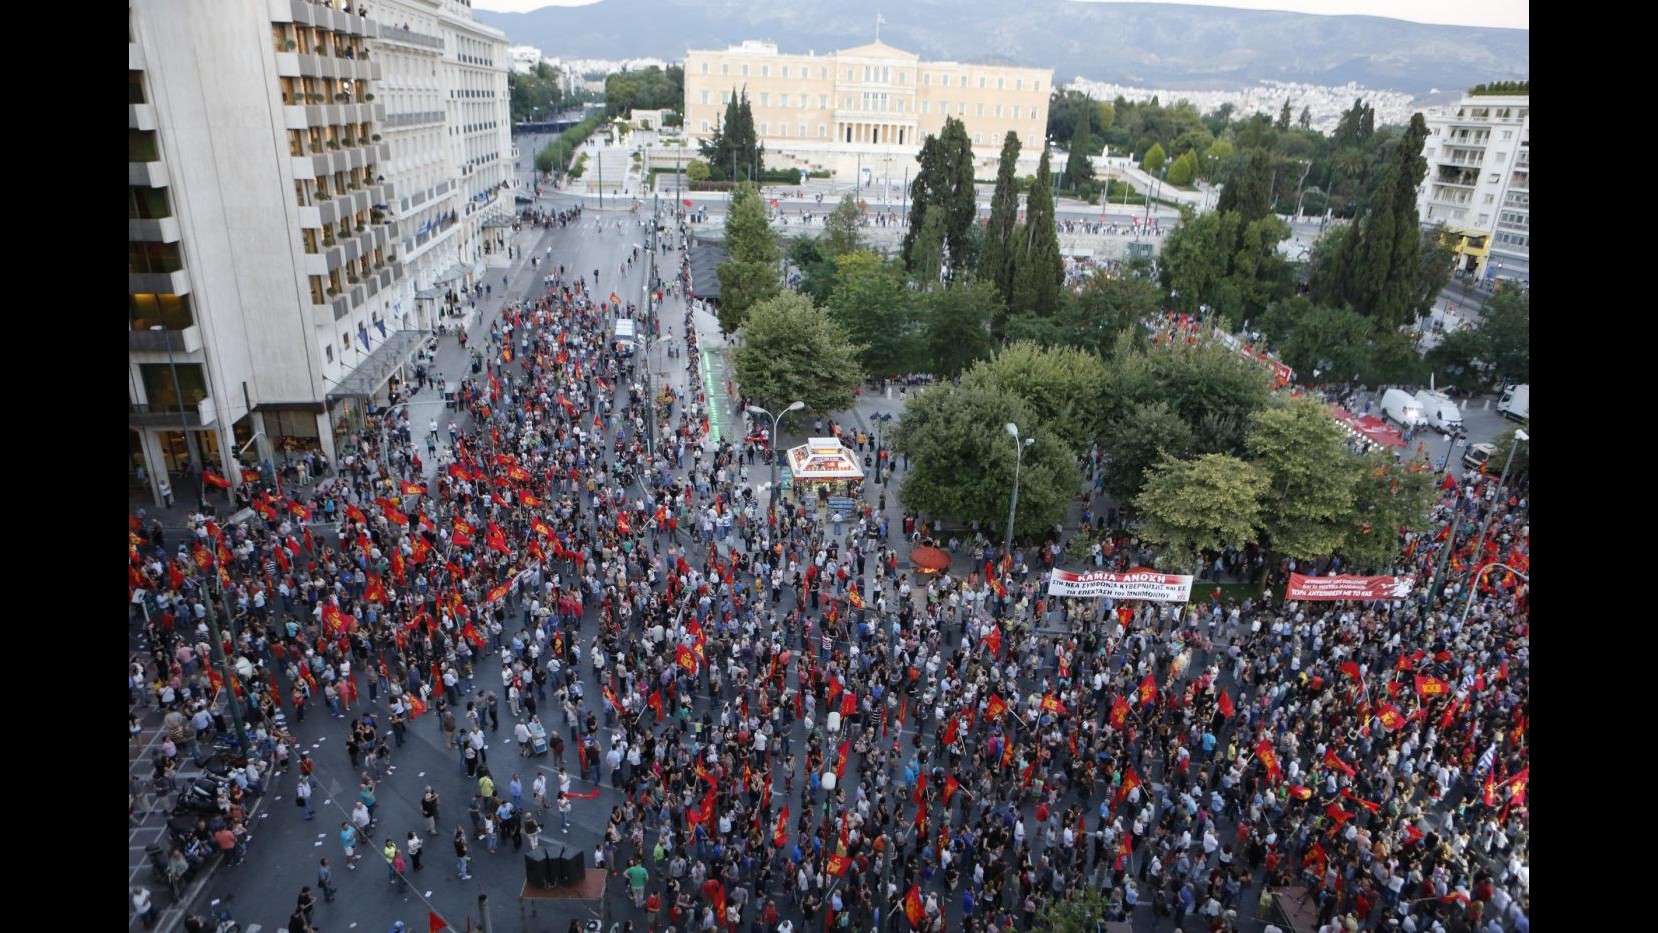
[683, 40, 1053, 182]
[127, 0, 514, 506]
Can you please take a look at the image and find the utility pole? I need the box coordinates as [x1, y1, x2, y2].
[598, 150, 604, 209]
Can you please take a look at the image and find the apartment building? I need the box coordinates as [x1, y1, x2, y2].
[684, 40, 1052, 182]
[1416, 92, 1530, 285]
[127, 0, 511, 506]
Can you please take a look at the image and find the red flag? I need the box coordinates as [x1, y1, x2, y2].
[1340, 788, 1381, 813]
[1507, 767, 1529, 806]
[773, 806, 789, 848]
[201, 470, 232, 489]
[649, 689, 664, 722]
[485, 582, 511, 605]
[840, 691, 858, 718]
[826, 852, 851, 877]
[983, 625, 1002, 658]
[1325, 802, 1353, 825]
[1377, 704, 1407, 731]
[603, 687, 625, 717]
[363, 574, 387, 605]
[1338, 660, 1362, 683]
[1137, 673, 1157, 706]
[985, 565, 1006, 599]
[486, 522, 510, 554]
[1255, 739, 1281, 782]
[410, 537, 430, 565]
[1114, 767, 1142, 807]
[384, 507, 409, 527]
[943, 774, 961, 805]
[835, 741, 851, 780]
[1414, 674, 1451, 697]
[531, 518, 554, 538]
[1217, 690, 1235, 718]
[847, 582, 864, 609]
[904, 884, 924, 926]
[429, 910, 447, 933]
[408, 695, 428, 718]
[676, 644, 697, 674]
[401, 481, 427, 497]
[1482, 770, 1498, 806]
[1040, 694, 1067, 716]
[1110, 695, 1130, 730]
[1287, 784, 1314, 801]
[289, 501, 312, 521]
[941, 715, 959, 747]
[1323, 748, 1357, 777]
[985, 693, 1008, 722]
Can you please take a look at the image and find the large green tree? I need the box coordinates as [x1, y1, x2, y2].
[1141, 142, 1167, 175]
[1042, 270, 1159, 359]
[902, 117, 978, 280]
[1101, 401, 1196, 504]
[960, 341, 1108, 454]
[1309, 114, 1432, 328]
[1246, 397, 1361, 564]
[825, 250, 919, 377]
[731, 292, 862, 414]
[1216, 148, 1274, 225]
[1136, 453, 1268, 573]
[699, 90, 763, 181]
[893, 384, 1079, 538]
[1165, 149, 1198, 187]
[1063, 105, 1096, 190]
[1342, 452, 1436, 573]
[1010, 149, 1063, 317]
[822, 193, 863, 259]
[603, 65, 683, 117]
[715, 182, 779, 332]
[918, 281, 998, 379]
[980, 131, 1024, 326]
[1476, 285, 1530, 384]
[509, 61, 565, 123]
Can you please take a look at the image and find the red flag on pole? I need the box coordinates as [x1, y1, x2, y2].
[773, 805, 789, 848]
[430, 910, 448, 933]
[1217, 690, 1235, 718]
[904, 884, 925, 925]
[943, 774, 961, 805]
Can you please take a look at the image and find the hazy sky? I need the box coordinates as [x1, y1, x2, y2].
[473, 0, 1528, 30]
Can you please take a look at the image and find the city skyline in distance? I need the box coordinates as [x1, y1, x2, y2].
[474, 0, 1529, 30]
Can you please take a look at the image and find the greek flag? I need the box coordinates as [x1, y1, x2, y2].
[1474, 741, 1497, 777]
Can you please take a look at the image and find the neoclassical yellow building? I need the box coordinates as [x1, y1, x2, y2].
[683, 39, 1053, 183]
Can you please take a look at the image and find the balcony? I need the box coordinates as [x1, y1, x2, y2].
[129, 104, 156, 131]
[382, 110, 445, 130]
[128, 216, 181, 243]
[128, 325, 202, 354]
[284, 0, 377, 38]
[130, 268, 191, 296]
[377, 23, 444, 51]
[129, 161, 169, 188]
[129, 396, 215, 429]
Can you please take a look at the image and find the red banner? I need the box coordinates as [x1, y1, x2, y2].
[1286, 573, 1415, 601]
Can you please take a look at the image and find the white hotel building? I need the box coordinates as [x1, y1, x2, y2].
[127, 0, 512, 505]
[1416, 92, 1530, 285]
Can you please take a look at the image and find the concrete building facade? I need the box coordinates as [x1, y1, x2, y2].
[127, 0, 511, 506]
[1416, 93, 1529, 285]
[683, 40, 1052, 182]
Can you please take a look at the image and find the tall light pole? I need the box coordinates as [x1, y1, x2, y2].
[1292, 159, 1312, 220]
[1003, 423, 1033, 563]
[1464, 429, 1527, 591]
[870, 412, 894, 484]
[1460, 561, 1529, 627]
[748, 401, 804, 507]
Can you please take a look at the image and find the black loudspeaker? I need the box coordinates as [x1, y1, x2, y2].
[523, 851, 553, 888]
[539, 843, 564, 884]
[554, 846, 587, 886]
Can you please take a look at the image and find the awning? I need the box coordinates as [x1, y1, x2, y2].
[482, 217, 515, 229]
[785, 437, 864, 481]
[687, 242, 727, 301]
[415, 288, 440, 300]
[1328, 404, 1405, 449]
[326, 330, 425, 400]
[433, 264, 469, 284]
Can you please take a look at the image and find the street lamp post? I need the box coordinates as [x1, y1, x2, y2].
[1002, 423, 1034, 563]
[1293, 159, 1312, 220]
[748, 401, 804, 507]
[1460, 561, 1529, 628]
[1463, 428, 1527, 591]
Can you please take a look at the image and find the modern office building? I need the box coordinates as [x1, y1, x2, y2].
[1416, 91, 1529, 285]
[683, 40, 1052, 182]
[127, 0, 512, 506]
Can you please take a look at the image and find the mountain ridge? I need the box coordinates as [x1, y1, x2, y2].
[477, 0, 1528, 97]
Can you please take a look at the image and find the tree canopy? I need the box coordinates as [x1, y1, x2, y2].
[731, 291, 863, 415]
[715, 182, 779, 332]
[1136, 453, 1268, 573]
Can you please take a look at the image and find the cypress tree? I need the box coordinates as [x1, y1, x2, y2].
[1010, 149, 1063, 317]
[981, 131, 1023, 315]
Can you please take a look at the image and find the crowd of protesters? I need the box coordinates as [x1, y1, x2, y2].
[128, 209, 1528, 932]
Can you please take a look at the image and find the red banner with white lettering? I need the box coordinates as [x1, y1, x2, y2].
[1285, 573, 1416, 601]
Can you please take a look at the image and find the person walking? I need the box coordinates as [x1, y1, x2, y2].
[317, 857, 338, 903]
[131, 886, 158, 929]
[421, 786, 440, 836]
[454, 825, 473, 881]
[558, 791, 572, 833]
[406, 831, 424, 872]
[341, 822, 361, 870]
[297, 771, 314, 820]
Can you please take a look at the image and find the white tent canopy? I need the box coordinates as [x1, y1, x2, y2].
[785, 437, 864, 481]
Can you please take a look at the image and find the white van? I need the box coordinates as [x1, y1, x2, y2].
[1380, 388, 1426, 428]
[1413, 389, 1464, 437]
[1496, 384, 1529, 422]
[613, 319, 638, 357]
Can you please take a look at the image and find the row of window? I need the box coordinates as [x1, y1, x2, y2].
[700, 121, 1034, 147]
[696, 59, 1041, 93]
[706, 88, 1038, 121]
